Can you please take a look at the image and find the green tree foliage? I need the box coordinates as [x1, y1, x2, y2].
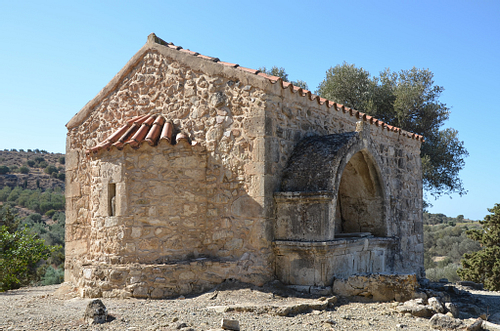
[0, 187, 64, 214]
[0, 225, 58, 291]
[316, 63, 468, 198]
[458, 203, 500, 290]
[19, 166, 29, 174]
[0, 205, 19, 233]
[423, 212, 481, 282]
[0, 165, 10, 174]
[44, 165, 58, 175]
[259, 66, 309, 90]
[41, 266, 64, 285]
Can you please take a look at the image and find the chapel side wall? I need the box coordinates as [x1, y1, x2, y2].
[66, 48, 276, 290]
[263, 86, 424, 277]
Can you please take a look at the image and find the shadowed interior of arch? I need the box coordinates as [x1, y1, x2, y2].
[335, 149, 386, 237]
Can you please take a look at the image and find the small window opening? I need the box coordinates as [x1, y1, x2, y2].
[108, 183, 116, 216]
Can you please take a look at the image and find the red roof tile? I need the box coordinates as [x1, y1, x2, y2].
[86, 115, 195, 155]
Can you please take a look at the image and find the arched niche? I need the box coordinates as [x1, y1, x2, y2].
[334, 149, 387, 237]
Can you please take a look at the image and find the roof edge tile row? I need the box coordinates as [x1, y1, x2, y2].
[86, 115, 196, 155]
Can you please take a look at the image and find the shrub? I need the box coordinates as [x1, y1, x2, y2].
[19, 166, 29, 174]
[0, 187, 12, 202]
[0, 165, 10, 174]
[0, 226, 58, 291]
[44, 165, 58, 175]
[27, 213, 43, 223]
[426, 264, 461, 282]
[58, 157, 65, 165]
[458, 203, 500, 290]
[41, 266, 64, 285]
[26, 160, 35, 167]
[37, 161, 48, 168]
[45, 210, 56, 218]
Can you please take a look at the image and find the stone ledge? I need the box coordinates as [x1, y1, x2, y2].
[273, 237, 397, 251]
[333, 273, 418, 302]
[73, 258, 273, 299]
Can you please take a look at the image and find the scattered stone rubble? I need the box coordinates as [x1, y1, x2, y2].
[333, 273, 419, 302]
[391, 279, 500, 330]
[3, 279, 500, 330]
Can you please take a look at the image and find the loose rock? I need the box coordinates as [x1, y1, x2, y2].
[445, 302, 459, 318]
[428, 297, 445, 313]
[429, 313, 465, 330]
[466, 318, 483, 331]
[221, 318, 240, 331]
[83, 299, 108, 325]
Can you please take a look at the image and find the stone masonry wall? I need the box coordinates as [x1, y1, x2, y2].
[262, 86, 424, 276]
[66, 48, 276, 297]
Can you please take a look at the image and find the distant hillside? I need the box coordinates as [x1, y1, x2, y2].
[423, 212, 481, 282]
[0, 149, 65, 191]
[0, 149, 66, 287]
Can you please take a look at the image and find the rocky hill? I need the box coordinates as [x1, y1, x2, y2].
[0, 149, 65, 191]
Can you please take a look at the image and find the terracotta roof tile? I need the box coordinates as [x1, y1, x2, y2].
[160, 121, 173, 143]
[179, 49, 199, 56]
[86, 115, 194, 155]
[218, 61, 239, 68]
[196, 54, 219, 62]
[239, 67, 260, 75]
[127, 115, 155, 147]
[145, 116, 165, 146]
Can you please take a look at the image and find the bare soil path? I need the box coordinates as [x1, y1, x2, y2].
[1, 282, 499, 331]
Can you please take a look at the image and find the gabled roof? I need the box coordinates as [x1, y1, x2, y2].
[68, 33, 424, 143]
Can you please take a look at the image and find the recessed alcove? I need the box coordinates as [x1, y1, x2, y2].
[274, 128, 394, 286]
[336, 150, 386, 237]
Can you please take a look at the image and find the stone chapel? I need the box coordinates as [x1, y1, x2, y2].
[65, 33, 424, 298]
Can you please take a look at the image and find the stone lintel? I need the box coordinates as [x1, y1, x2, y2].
[273, 237, 396, 254]
[274, 191, 334, 203]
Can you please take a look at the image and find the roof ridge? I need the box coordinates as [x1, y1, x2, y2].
[145, 33, 424, 142]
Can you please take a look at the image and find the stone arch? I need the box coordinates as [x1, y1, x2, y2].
[333, 148, 387, 237]
[278, 124, 390, 240]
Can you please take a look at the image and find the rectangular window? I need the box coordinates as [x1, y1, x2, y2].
[108, 183, 116, 216]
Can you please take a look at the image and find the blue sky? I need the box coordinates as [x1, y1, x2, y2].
[0, 1, 498, 220]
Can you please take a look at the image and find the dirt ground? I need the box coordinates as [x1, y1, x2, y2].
[1, 281, 500, 331]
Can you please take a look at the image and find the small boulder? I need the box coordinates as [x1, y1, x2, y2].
[429, 313, 465, 330]
[396, 300, 434, 318]
[430, 313, 466, 330]
[445, 302, 459, 318]
[221, 318, 240, 331]
[466, 318, 483, 331]
[84, 299, 108, 325]
[428, 297, 445, 313]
